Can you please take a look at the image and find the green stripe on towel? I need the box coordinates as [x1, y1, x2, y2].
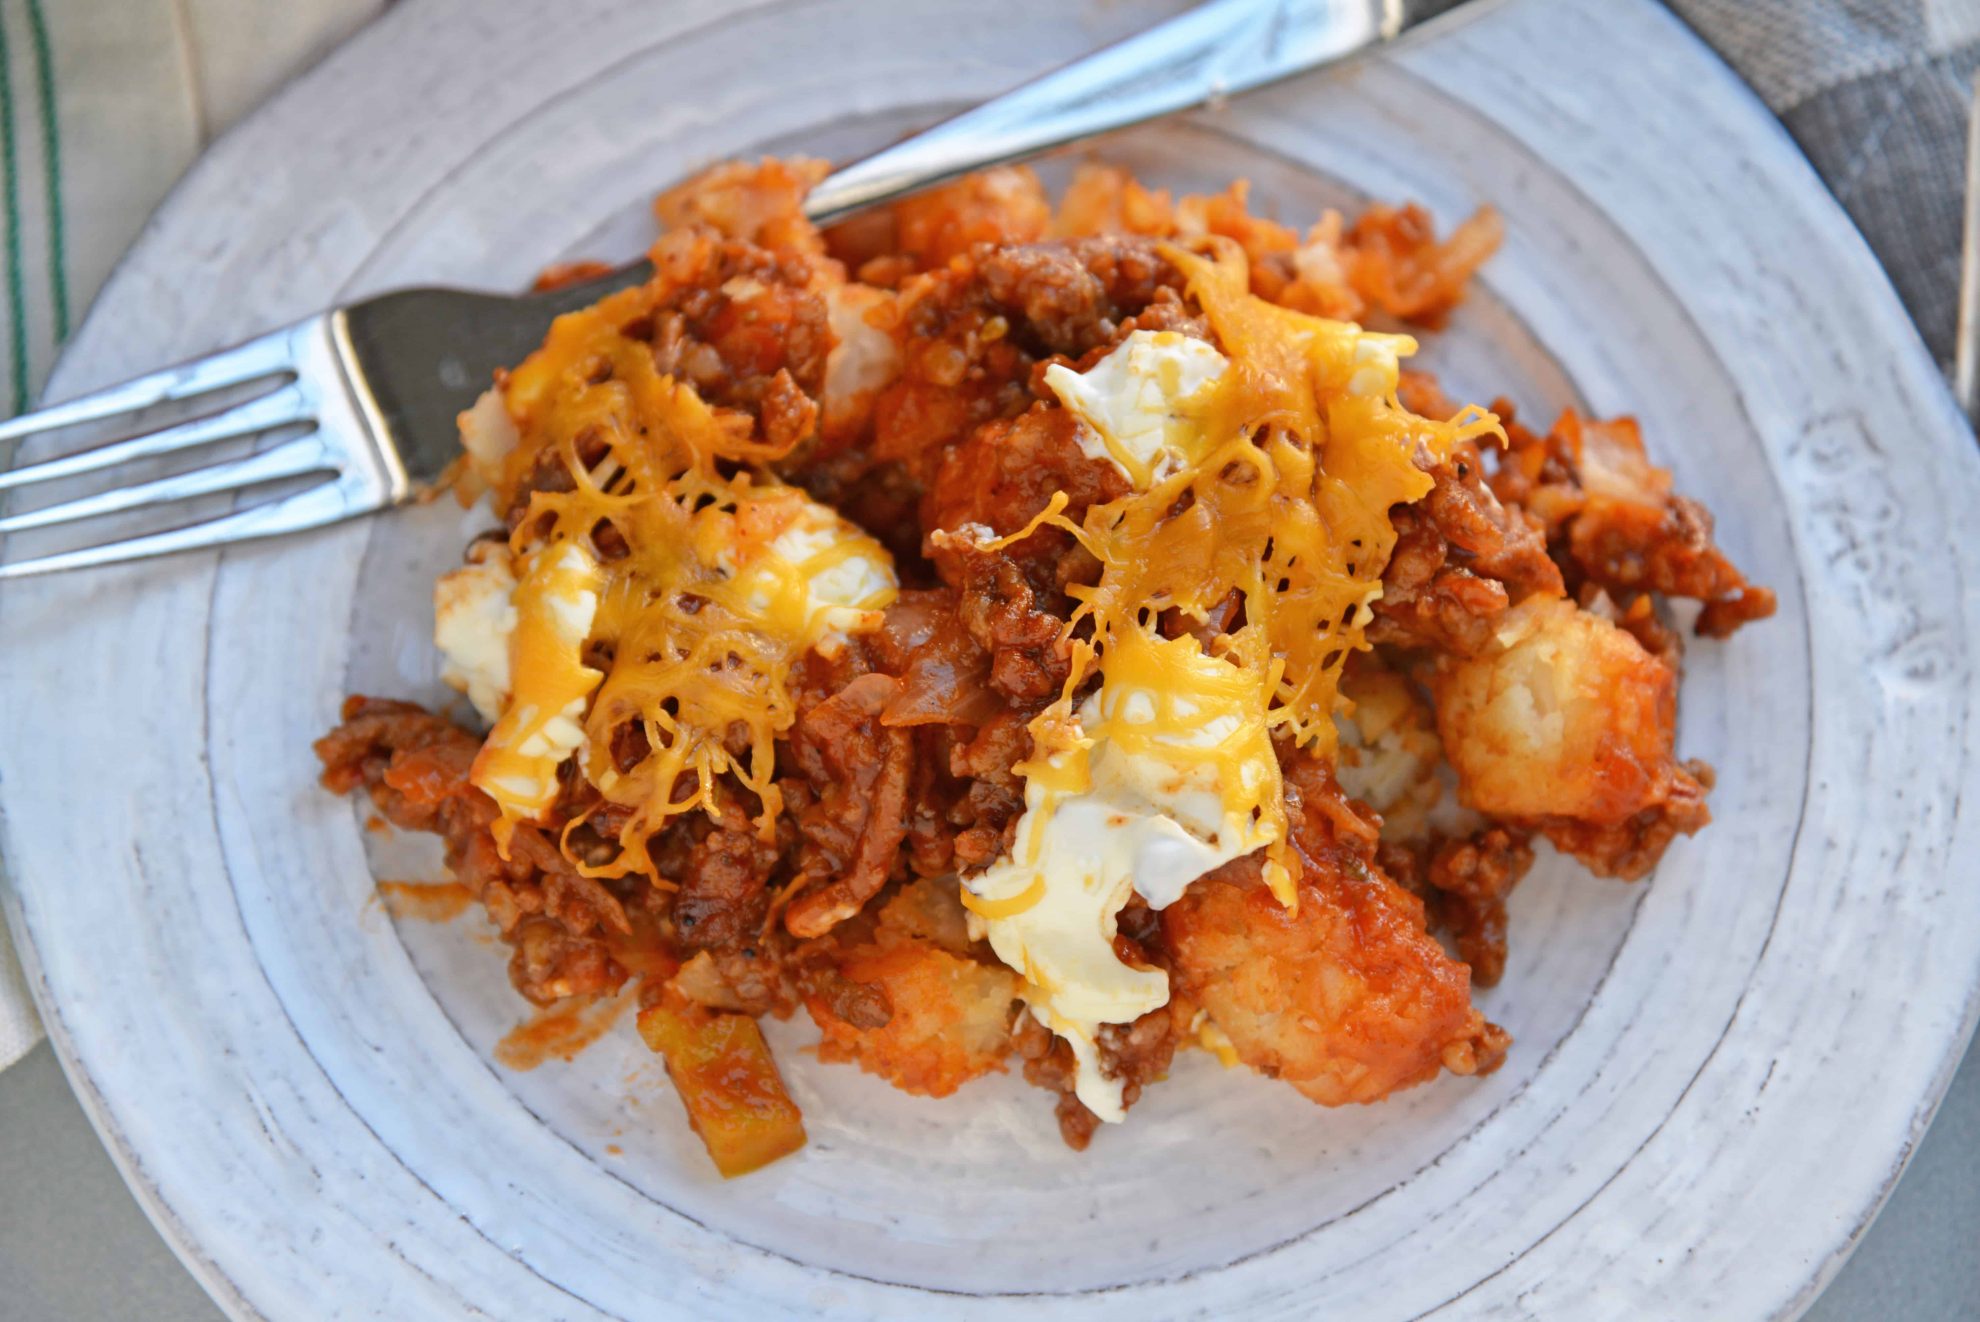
[25, 0, 63, 340]
[0, 3, 25, 415]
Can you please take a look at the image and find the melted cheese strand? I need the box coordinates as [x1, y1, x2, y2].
[471, 541, 605, 853]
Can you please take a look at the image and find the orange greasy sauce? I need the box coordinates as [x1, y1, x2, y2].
[375, 880, 477, 922]
[494, 989, 633, 1071]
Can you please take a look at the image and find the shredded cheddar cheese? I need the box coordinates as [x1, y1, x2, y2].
[476, 230, 1488, 900]
[483, 284, 896, 879]
[958, 872, 1046, 921]
[946, 243, 1500, 1117]
[1014, 239, 1500, 907]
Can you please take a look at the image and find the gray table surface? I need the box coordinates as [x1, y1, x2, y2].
[1, 1031, 1975, 1320]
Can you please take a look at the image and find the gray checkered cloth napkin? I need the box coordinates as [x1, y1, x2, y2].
[1671, 0, 1980, 372]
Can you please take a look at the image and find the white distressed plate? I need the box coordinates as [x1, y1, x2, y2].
[3, 0, 1977, 1317]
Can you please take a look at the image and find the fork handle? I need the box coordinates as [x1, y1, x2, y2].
[803, 0, 1461, 224]
[538, 0, 1464, 313]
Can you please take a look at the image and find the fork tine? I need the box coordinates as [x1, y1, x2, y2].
[0, 326, 295, 448]
[0, 384, 310, 493]
[0, 474, 361, 580]
[0, 432, 336, 534]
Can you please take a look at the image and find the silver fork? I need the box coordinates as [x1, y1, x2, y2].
[0, 0, 1463, 579]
